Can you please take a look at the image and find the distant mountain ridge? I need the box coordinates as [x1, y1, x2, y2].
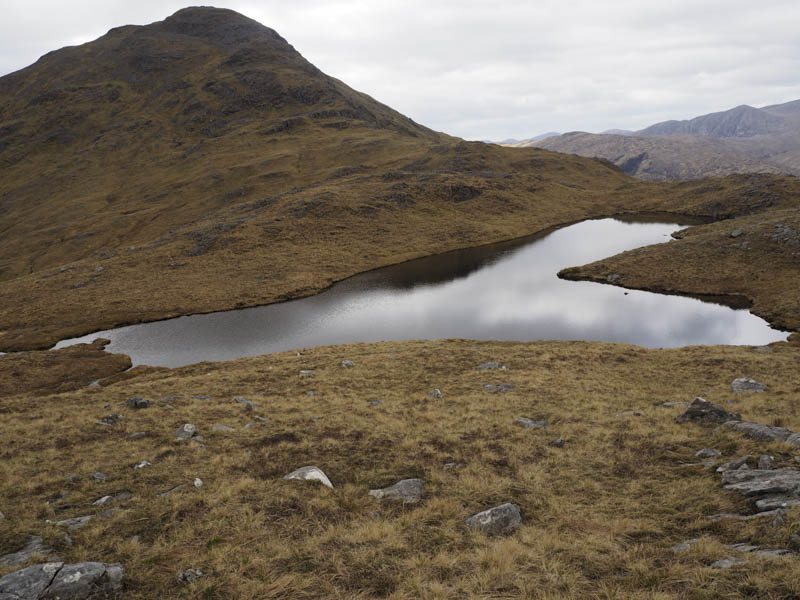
[517, 99, 800, 180]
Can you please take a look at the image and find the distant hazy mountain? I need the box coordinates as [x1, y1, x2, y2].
[522, 99, 800, 180]
[496, 132, 560, 145]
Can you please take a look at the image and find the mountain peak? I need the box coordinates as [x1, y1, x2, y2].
[158, 6, 290, 50]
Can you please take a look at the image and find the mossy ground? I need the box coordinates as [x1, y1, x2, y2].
[3, 339, 800, 598]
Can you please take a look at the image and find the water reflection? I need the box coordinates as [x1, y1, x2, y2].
[55, 218, 787, 367]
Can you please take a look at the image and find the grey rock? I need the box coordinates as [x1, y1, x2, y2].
[716, 455, 751, 473]
[659, 401, 688, 408]
[212, 424, 235, 432]
[51, 515, 94, 531]
[233, 397, 253, 411]
[193, 478, 203, 488]
[284, 466, 333, 488]
[90, 472, 107, 483]
[483, 383, 514, 393]
[721, 467, 800, 497]
[125, 396, 150, 409]
[753, 548, 794, 558]
[133, 461, 151, 469]
[177, 568, 203, 583]
[758, 455, 776, 470]
[175, 423, 197, 439]
[368, 398, 381, 407]
[615, 410, 643, 417]
[476, 361, 506, 371]
[711, 557, 744, 569]
[254, 416, 268, 422]
[786, 433, 800, 446]
[369, 479, 424, 504]
[428, 389, 442, 399]
[707, 509, 785, 521]
[92, 492, 132, 507]
[730, 228, 744, 238]
[675, 398, 740, 424]
[243, 423, 257, 429]
[671, 538, 699, 552]
[45, 561, 123, 598]
[96, 414, 123, 426]
[548, 437, 566, 448]
[755, 495, 800, 511]
[465, 503, 522, 536]
[0, 562, 63, 600]
[305, 391, 315, 396]
[515, 417, 548, 429]
[443, 462, 464, 470]
[696, 448, 722, 459]
[0, 537, 57, 568]
[299, 370, 314, 376]
[731, 377, 767, 393]
[0, 511, 4, 520]
[722, 420, 795, 443]
[340, 360, 355, 368]
[127, 432, 147, 440]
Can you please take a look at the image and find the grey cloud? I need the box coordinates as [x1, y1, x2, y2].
[2, 0, 799, 139]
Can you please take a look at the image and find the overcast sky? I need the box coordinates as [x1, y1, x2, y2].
[2, 0, 799, 140]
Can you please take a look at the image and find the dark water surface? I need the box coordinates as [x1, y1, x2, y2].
[55, 218, 788, 367]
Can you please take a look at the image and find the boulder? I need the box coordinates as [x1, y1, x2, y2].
[476, 361, 506, 370]
[283, 466, 333, 488]
[175, 424, 197, 439]
[696, 448, 721, 459]
[515, 417, 548, 429]
[369, 479, 424, 504]
[731, 378, 767, 393]
[0, 562, 122, 600]
[428, 389, 442, 399]
[722, 421, 795, 443]
[233, 397, 253, 411]
[674, 398, 740, 424]
[721, 468, 800, 497]
[465, 503, 521, 536]
[340, 360, 355, 368]
[125, 396, 150, 409]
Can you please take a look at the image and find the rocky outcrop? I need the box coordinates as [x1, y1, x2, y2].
[0, 562, 123, 599]
[721, 420, 800, 445]
[0, 538, 57, 568]
[674, 398, 740, 423]
[283, 466, 333, 488]
[731, 378, 767, 393]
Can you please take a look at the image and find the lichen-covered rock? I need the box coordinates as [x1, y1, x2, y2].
[0, 537, 57, 568]
[696, 448, 721, 459]
[483, 383, 514, 393]
[175, 423, 197, 439]
[369, 479, 424, 503]
[428, 389, 442, 399]
[515, 417, 548, 429]
[465, 503, 521, 536]
[0, 561, 122, 600]
[758, 455, 776, 470]
[721, 468, 800, 497]
[283, 466, 333, 488]
[722, 421, 795, 443]
[731, 378, 767, 393]
[125, 396, 150, 409]
[340, 360, 355, 368]
[674, 398, 740, 424]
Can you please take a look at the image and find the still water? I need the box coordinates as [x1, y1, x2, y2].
[56, 218, 788, 367]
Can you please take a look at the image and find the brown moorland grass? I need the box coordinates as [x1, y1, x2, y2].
[2, 338, 800, 598]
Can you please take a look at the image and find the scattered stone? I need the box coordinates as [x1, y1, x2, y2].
[340, 360, 355, 368]
[134, 461, 151, 469]
[465, 503, 522, 536]
[91, 472, 107, 483]
[483, 383, 514, 393]
[711, 557, 744, 569]
[721, 468, 800, 498]
[127, 431, 147, 440]
[615, 410, 643, 417]
[178, 568, 203, 583]
[156, 485, 184, 497]
[730, 228, 744, 238]
[284, 466, 333, 488]
[51, 515, 94, 531]
[103, 403, 110, 410]
[428, 389, 442, 399]
[443, 462, 464, 470]
[515, 417, 548, 429]
[696, 448, 722, 459]
[722, 421, 797, 443]
[65, 474, 81, 482]
[193, 478, 203, 488]
[731, 378, 767, 393]
[755, 495, 800, 511]
[212, 424, 235, 432]
[176, 423, 197, 439]
[707, 509, 785, 521]
[243, 423, 257, 429]
[659, 401, 688, 408]
[675, 398, 740, 424]
[548, 437, 566, 448]
[233, 396, 253, 410]
[96, 414, 123, 426]
[0, 510, 4, 520]
[716, 455, 751, 473]
[299, 370, 314, 376]
[254, 416, 268, 422]
[0, 537, 57, 568]
[45, 491, 67, 506]
[92, 492, 132, 507]
[369, 479, 424, 504]
[730, 543, 793, 557]
[671, 538, 699, 552]
[758, 455, 776, 470]
[306, 391, 315, 396]
[476, 361, 506, 370]
[368, 398, 381, 406]
[125, 396, 150, 409]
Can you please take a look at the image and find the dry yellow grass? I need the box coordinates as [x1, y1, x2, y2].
[2, 338, 800, 598]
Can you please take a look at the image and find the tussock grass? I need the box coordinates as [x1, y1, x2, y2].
[2, 339, 800, 598]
